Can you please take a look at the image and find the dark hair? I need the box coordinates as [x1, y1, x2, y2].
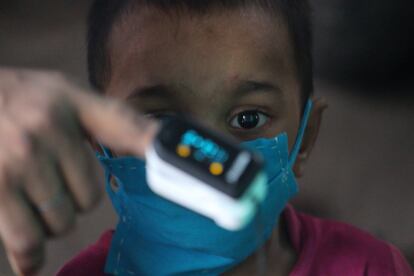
[87, 0, 313, 104]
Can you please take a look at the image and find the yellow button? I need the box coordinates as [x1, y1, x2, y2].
[209, 162, 224, 176]
[176, 144, 191, 158]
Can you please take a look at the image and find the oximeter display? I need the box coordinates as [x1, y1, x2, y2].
[178, 130, 230, 176]
[153, 116, 263, 198]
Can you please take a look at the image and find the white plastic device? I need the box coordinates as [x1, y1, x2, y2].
[146, 143, 267, 231]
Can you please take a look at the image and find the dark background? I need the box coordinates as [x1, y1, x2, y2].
[0, 1, 413, 274]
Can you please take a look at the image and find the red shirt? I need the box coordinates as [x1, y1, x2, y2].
[57, 206, 413, 275]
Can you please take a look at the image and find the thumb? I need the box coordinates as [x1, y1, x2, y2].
[69, 90, 159, 157]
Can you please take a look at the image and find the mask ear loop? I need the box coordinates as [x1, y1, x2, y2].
[96, 143, 114, 159]
[95, 144, 121, 199]
[288, 99, 313, 168]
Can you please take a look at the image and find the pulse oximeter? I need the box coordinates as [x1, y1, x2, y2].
[146, 117, 267, 230]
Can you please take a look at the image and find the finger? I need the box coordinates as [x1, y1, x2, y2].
[2, 69, 159, 158]
[69, 91, 159, 157]
[0, 115, 45, 275]
[0, 161, 45, 275]
[23, 141, 77, 237]
[5, 93, 104, 212]
[55, 128, 104, 212]
[44, 101, 104, 212]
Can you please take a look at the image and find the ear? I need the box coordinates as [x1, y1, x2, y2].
[293, 96, 328, 177]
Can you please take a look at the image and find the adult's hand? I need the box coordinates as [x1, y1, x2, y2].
[0, 67, 158, 275]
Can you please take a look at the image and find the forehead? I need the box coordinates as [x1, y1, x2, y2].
[106, 5, 298, 100]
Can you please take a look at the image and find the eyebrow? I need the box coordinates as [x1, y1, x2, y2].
[127, 85, 173, 101]
[232, 80, 281, 98]
[127, 80, 281, 101]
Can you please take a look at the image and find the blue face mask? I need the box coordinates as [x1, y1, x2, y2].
[97, 100, 313, 275]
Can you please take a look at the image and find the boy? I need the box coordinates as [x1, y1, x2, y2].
[57, 0, 413, 275]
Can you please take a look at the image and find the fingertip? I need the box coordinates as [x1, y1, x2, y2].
[7, 244, 44, 276]
[75, 94, 160, 159]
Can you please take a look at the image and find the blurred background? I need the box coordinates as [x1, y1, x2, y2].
[0, 0, 413, 274]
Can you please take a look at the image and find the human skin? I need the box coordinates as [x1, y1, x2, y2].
[101, 5, 327, 274]
[0, 68, 159, 275]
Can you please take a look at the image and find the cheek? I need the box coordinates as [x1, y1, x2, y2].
[284, 84, 303, 151]
[286, 117, 301, 152]
[271, 116, 300, 150]
[264, 101, 301, 147]
[282, 96, 302, 151]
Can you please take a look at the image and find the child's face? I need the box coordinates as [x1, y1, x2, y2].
[104, 6, 324, 173]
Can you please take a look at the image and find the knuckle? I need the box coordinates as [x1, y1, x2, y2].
[0, 169, 11, 193]
[0, 176, 12, 195]
[0, 119, 36, 162]
[30, 108, 55, 131]
[77, 190, 101, 212]
[12, 130, 36, 162]
[78, 189, 102, 212]
[49, 211, 76, 236]
[0, 160, 20, 194]
[43, 96, 76, 127]
[32, 99, 76, 137]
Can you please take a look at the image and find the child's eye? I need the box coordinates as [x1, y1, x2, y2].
[229, 110, 269, 130]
